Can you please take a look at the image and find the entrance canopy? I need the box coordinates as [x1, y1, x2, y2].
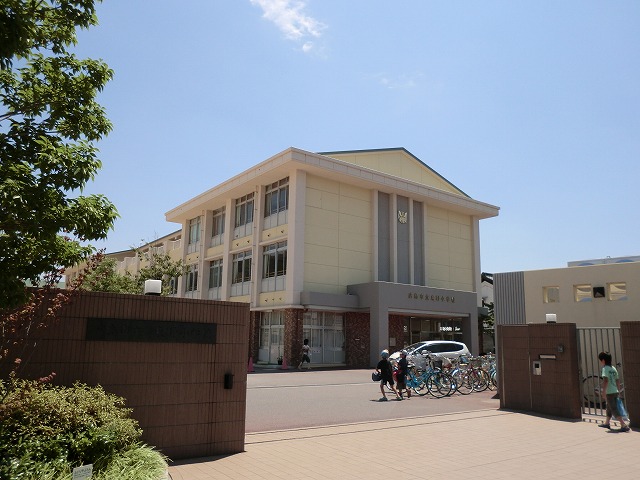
[347, 282, 479, 367]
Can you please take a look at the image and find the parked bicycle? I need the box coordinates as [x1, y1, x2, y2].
[449, 355, 491, 394]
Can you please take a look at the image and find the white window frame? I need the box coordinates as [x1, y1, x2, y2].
[234, 193, 254, 238]
[208, 258, 223, 300]
[210, 207, 225, 247]
[261, 241, 287, 292]
[263, 177, 289, 229]
[231, 250, 252, 296]
[185, 264, 199, 297]
[187, 217, 201, 254]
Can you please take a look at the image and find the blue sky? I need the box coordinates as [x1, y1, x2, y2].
[75, 1, 640, 273]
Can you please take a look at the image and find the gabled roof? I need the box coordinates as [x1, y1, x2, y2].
[318, 147, 468, 197]
[166, 147, 499, 224]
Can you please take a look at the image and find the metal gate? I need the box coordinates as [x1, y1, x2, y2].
[577, 327, 624, 416]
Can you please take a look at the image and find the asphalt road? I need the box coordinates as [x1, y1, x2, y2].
[245, 368, 499, 432]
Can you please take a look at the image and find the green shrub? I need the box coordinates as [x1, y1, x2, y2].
[0, 378, 165, 479]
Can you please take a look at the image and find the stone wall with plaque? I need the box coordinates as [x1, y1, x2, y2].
[1, 290, 249, 460]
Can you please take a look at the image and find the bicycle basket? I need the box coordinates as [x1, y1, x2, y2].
[432, 359, 443, 370]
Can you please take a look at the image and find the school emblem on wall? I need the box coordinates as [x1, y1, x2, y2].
[397, 210, 408, 224]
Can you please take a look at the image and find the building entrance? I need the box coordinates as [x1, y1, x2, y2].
[258, 311, 284, 364]
[302, 311, 345, 364]
[404, 316, 465, 346]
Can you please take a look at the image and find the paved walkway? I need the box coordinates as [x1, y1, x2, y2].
[168, 409, 637, 479]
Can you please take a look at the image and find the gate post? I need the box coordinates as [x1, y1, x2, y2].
[621, 321, 640, 428]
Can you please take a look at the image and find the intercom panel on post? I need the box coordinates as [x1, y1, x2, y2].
[532, 361, 542, 375]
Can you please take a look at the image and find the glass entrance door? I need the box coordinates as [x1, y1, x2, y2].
[258, 311, 284, 363]
[407, 316, 465, 345]
[302, 311, 345, 364]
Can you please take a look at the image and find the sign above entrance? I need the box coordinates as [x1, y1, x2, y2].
[408, 292, 456, 303]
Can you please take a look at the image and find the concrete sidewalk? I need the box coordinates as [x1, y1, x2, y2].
[168, 409, 637, 479]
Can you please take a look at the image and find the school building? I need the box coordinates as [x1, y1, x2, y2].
[161, 147, 499, 367]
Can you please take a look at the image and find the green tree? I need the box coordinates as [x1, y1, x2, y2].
[82, 250, 186, 296]
[81, 257, 138, 294]
[133, 249, 186, 295]
[0, 0, 117, 310]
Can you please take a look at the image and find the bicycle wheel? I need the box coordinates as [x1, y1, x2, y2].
[452, 370, 474, 395]
[471, 369, 489, 392]
[426, 372, 454, 398]
[411, 375, 429, 396]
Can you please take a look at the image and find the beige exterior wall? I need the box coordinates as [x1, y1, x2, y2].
[426, 206, 474, 291]
[64, 231, 182, 285]
[304, 175, 372, 294]
[522, 262, 640, 327]
[325, 149, 464, 195]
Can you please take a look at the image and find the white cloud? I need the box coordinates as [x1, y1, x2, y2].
[250, 0, 326, 50]
[373, 73, 425, 90]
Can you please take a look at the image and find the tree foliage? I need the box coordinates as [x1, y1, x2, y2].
[0, 0, 117, 310]
[81, 250, 186, 296]
[0, 253, 102, 369]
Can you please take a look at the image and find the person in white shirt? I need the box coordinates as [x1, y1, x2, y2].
[298, 339, 311, 370]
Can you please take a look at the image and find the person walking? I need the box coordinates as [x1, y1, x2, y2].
[396, 350, 411, 400]
[376, 350, 399, 401]
[297, 339, 311, 370]
[598, 351, 629, 432]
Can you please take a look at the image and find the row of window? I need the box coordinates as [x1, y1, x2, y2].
[188, 177, 290, 247]
[182, 241, 288, 294]
[543, 282, 627, 303]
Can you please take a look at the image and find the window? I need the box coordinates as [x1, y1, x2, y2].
[208, 259, 223, 300]
[543, 286, 559, 303]
[209, 259, 223, 288]
[574, 284, 592, 302]
[261, 241, 287, 292]
[211, 207, 225, 246]
[264, 177, 289, 217]
[168, 276, 178, 295]
[188, 217, 201, 253]
[608, 282, 627, 301]
[232, 250, 252, 284]
[235, 193, 254, 228]
[263, 177, 289, 229]
[263, 241, 287, 278]
[231, 250, 252, 296]
[185, 264, 198, 292]
[234, 193, 254, 238]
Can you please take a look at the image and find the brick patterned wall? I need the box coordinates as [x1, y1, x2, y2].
[345, 312, 370, 368]
[0, 291, 249, 460]
[248, 310, 260, 363]
[388, 314, 406, 352]
[621, 321, 640, 428]
[284, 308, 303, 367]
[498, 323, 581, 419]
